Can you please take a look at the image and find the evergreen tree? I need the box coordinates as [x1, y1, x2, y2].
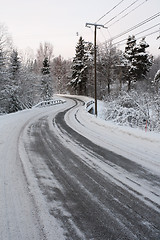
[70, 36, 88, 95]
[0, 48, 7, 113]
[133, 37, 152, 80]
[0, 49, 5, 76]
[41, 57, 53, 100]
[9, 50, 20, 81]
[124, 35, 137, 91]
[124, 36, 152, 91]
[0, 48, 6, 91]
[7, 49, 22, 113]
[41, 57, 50, 75]
[0, 24, 13, 113]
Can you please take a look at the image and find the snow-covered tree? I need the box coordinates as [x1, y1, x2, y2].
[0, 48, 6, 88]
[154, 69, 160, 93]
[124, 36, 152, 91]
[0, 24, 12, 112]
[35, 42, 54, 74]
[97, 43, 122, 97]
[146, 55, 160, 89]
[41, 57, 53, 100]
[133, 37, 152, 79]
[113, 50, 129, 92]
[52, 55, 71, 94]
[41, 57, 50, 75]
[84, 42, 94, 97]
[70, 36, 88, 95]
[124, 35, 137, 91]
[7, 49, 22, 113]
[9, 50, 21, 81]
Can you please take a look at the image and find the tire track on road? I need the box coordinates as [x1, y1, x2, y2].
[24, 99, 160, 240]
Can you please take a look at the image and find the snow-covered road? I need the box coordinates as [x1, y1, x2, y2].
[0, 96, 160, 239]
[0, 109, 45, 239]
[0, 102, 69, 240]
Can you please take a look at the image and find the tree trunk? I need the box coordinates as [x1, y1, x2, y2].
[108, 81, 111, 95]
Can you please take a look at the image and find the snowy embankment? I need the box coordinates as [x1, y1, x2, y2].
[60, 96, 159, 213]
[65, 95, 160, 175]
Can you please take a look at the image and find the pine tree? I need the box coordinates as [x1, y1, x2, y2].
[0, 48, 7, 113]
[0, 48, 6, 91]
[124, 35, 137, 91]
[9, 50, 21, 81]
[70, 37, 88, 95]
[124, 36, 152, 91]
[41, 57, 50, 75]
[133, 37, 152, 80]
[7, 49, 22, 113]
[41, 57, 53, 100]
[0, 24, 13, 113]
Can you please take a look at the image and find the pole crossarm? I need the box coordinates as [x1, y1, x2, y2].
[85, 23, 105, 28]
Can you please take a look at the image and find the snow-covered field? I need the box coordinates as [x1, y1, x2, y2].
[0, 95, 160, 239]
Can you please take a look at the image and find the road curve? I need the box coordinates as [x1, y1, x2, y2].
[23, 97, 160, 240]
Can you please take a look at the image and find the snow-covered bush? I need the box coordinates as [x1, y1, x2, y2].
[101, 91, 160, 132]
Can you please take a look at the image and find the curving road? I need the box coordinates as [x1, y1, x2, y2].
[22, 97, 160, 240]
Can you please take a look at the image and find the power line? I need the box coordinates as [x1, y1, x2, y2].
[115, 22, 160, 45]
[104, 0, 140, 26]
[135, 29, 160, 39]
[113, 28, 160, 46]
[107, 12, 160, 42]
[95, 0, 125, 23]
[108, 0, 149, 28]
[134, 23, 160, 37]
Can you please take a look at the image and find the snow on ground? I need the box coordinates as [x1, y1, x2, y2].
[0, 109, 44, 240]
[55, 96, 160, 212]
[64, 95, 160, 175]
[0, 101, 70, 240]
[0, 94, 160, 239]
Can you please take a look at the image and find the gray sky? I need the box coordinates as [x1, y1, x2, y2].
[1, 0, 160, 59]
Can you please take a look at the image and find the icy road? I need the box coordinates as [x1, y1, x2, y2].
[0, 96, 160, 240]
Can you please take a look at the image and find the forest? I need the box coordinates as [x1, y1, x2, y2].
[0, 23, 160, 132]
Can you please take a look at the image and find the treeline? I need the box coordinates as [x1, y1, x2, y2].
[0, 24, 72, 113]
[0, 23, 160, 114]
[70, 36, 160, 132]
[70, 36, 160, 98]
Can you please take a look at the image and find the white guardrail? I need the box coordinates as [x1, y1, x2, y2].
[33, 99, 66, 108]
[85, 100, 95, 114]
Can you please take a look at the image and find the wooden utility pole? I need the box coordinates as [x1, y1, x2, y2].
[86, 23, 105, 116]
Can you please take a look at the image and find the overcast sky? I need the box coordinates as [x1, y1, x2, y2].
[1, 0, 160, 59]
